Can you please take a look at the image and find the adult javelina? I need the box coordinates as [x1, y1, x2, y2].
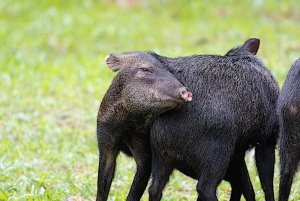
[278, 58, 300, 201]
[96, 53, 192, 201]
[105, 39, 279, 201]
[146, 38, 279, 201]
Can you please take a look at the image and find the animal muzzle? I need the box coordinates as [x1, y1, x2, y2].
[179, 87, 192, 102]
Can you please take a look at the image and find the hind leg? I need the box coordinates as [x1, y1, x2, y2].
[126, 138, 152, 201]
[255, 142, 276, 201]
[278, 131, 300, 201]
[225, 153, 255, 201]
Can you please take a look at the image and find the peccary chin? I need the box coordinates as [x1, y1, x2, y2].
[98, 85, 165, 160]
[97, 102, 155, 134]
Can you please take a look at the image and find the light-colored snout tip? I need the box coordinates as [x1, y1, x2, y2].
[180, 88, 192, 102]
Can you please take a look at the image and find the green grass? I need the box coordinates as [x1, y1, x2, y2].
[0, 0, 299, 200]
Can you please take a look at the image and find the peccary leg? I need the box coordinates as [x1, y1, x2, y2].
[225, 153, 255, 201]
[234, 159, 255, 201]
[196, 157, 229, 200]
[255, 142, 275, 201]
[229, 182, 242, 201]
[126, 139, 152, 201]
[148, 152, 173, 201]
[96, 146, 118, 201]
[225, 161, 242, 201]
[279, 150, 299, 201]
[196, 177, 219, 201]
[279, 132, 300, 201]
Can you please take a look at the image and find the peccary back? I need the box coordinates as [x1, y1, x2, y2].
[152, 50, 278, 147]
[148, 38, 279, 201]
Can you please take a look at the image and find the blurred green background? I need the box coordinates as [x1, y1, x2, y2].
[0, 0, 299, 200]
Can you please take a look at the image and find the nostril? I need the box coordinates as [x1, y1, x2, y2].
[180, 87, 192, 102]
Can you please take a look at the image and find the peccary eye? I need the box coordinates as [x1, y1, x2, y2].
[139, 68, 151, 73]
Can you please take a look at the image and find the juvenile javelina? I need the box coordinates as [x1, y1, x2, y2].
[96, 52, 192, 201]
[278, 58, 300, 201]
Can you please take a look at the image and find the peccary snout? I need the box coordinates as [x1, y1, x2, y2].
[179, 87, 193, 102]
[104, 52, 192, 114]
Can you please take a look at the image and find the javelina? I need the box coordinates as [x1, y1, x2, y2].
[106, 38, 279, 201]
[147, 38, 279, 201]
[96, 53, 192, 201]
[278, 58, 300, 201]
[97, 48, 255, 201]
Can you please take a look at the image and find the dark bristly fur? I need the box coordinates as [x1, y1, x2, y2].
[96, 53, 191, 201]
[96, 38, 279, 201]
[278, 58, 300, 201]
[148, 38, 279, 201]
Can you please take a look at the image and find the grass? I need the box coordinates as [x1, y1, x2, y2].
[0, 0, 299, 200]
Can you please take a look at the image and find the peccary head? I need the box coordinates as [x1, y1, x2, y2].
[225, 38, 260, 56]
[104, 52, 192, 115]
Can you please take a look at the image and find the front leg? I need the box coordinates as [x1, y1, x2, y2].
[148, 149, 173, 201]
[96, 145, 119, 201]
[225, 153, 255, 201]
[96, 121, 120, 201]
[126, 137, 152, 201]
[255, 142, 276, 201]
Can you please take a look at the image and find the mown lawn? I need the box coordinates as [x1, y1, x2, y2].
[0, 0, 299, 200]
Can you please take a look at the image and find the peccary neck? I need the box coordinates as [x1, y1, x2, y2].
[98, 101, 154, 135]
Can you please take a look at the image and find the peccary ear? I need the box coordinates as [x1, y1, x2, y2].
[105, 52, 140, 72]
[241, 38, 260, 55]
[105, 54, 122, 72]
